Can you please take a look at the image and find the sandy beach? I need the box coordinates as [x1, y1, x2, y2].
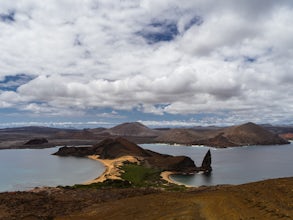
[86, 155, 192, 187]
[160, 171, 179, 184]
[160, 171, 194, 187]
[85, 155, 140, 184]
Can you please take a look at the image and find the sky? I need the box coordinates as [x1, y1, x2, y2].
[0, 0, 293, 128]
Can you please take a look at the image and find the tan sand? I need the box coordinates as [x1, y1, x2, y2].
[84, 155, 140, 184]
[160, 171, 178, 184]
[86, 156, 193, 186]
[160, 171, 194, 187]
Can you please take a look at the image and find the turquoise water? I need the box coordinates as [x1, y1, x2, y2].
[0, 147, 104, 192]
[141, 143, 293, 186]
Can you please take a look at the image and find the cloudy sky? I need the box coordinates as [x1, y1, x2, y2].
[0, 0, 292, 128]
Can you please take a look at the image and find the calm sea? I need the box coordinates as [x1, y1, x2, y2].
[0, 147, 104, 192]
[1, 143, 292, 191]
[141, 142, 293, 186]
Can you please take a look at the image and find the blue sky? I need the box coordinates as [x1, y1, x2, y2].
[0, 0, 293, 128]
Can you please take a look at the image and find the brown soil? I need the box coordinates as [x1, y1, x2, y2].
[280, 133, 293, 140]
[1, 177, 292, 220]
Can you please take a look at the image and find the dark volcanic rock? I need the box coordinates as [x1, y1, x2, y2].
[24, 138, 48, 145]
[200, 150, 212, 173]
[92, 137, 152, 159]
[52, 146, 92, 156]
[144, 152, 197, 173]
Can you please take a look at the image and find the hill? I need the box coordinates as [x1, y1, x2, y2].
[155, 122, 289, 147]
[105, 122, 159, 137]
[155, 128, 203, 144]
[222, 122, 289, 146]
[0, 177, 292, 219]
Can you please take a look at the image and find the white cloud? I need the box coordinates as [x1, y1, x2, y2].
[0, 0, 292, 125]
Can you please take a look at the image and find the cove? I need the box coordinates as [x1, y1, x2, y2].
[0, 147, 105, 192]
[141, 142, 293, 186]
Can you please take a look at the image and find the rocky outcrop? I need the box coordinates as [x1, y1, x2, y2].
[53, 137, 211, 173]
[52, 146, 92, 157]
[199, 150, 212, 173]
[24, 138, 48, 145]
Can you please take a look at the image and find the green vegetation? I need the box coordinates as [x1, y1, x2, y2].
[120, 163, 162, 187]
[68, 179, 132, 189]
[120, 163, 186, 191]
[63, 163, 186, 191]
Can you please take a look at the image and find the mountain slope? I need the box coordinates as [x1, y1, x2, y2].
[155, 122, 289, 147]
[223, 122, 289, 146]
[106, 122, 159, 137]
[155, 129, 203, 144]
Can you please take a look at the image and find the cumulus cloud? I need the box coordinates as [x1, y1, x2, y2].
[0, 0, 292, 126]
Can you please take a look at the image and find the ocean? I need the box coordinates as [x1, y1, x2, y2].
[1, 142, 292, 191]
[141, 142, 293, 186]
[0, 147, 104, 192]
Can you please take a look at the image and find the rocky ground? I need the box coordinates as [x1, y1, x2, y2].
[0, 177, 292, 220]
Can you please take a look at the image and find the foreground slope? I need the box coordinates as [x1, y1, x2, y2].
[0, 177, 291, 220]
[57, 178, 293, 220]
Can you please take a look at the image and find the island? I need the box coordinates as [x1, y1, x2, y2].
[53, 137, 212, 185]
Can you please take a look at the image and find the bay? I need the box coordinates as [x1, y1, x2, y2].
[141, 142, 293, 186]
[1, 142, 292, 191]
[0, 147, 104, 192]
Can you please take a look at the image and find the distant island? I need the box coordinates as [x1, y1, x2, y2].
[0, 122, 290, 149]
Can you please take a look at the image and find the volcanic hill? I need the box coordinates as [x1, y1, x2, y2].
[155, 122, 289, 147]
[105, 122, 159, 137]
[222, 122, 289, 146]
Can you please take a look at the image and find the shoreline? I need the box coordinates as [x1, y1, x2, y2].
[160, 171, 194, 187]
[86, 155, 193, 187]
[84, 155, 140, 184]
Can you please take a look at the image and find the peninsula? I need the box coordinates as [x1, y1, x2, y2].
[53, 137, 212, 185]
